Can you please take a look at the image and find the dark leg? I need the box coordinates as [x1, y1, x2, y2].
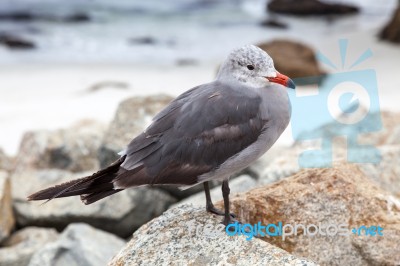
[204, 181, 235, 218]
[222, 180, 234, 226]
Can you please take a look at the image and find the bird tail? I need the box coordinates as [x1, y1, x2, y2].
[27, 155, 127, 205]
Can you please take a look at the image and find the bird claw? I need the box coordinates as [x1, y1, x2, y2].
[206, 205, 236, 218]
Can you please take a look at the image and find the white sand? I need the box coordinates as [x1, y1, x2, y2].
[1, 28, 399, 156]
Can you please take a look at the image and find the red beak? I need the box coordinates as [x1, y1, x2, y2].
[267, 72, 296, 89]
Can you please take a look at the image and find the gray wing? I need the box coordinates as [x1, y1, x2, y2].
[115, 80, 267, 187]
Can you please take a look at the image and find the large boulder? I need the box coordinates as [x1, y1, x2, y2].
[11, 169, 177, 238]
[219, 164, 400, 266]
[0, 171, 14, 243]
[29, 223, 124, 266]
[0, 227, 59, 266]
[98, 95, 173, 168]
[267, 0, 359, 16]
[258, 40, 325, 80]
[380, 1, 400, 43]
[14, 120, 106, 173]
[108, 204, 317, 266]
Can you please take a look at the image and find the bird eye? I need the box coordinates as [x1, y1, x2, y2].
[247, 65, 254, 70]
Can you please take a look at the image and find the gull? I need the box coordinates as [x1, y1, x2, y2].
[28, 45, 295, 225]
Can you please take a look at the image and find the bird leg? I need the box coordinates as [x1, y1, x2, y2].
[203, 181, 235, 218]
[221, 180, 235, 226]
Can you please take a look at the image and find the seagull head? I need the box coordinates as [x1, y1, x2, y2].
[216, 44, 295, 90]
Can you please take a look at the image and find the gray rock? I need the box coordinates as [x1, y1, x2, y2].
[0, 227, 59, 266]
[14, 120, 105, 173]
[98, 95, 173, 168]
[386, 125, 400, 145]
[170, 175, 257, 210]
[358, 145, 400, 197]
[0, 171, 14, 243]
[29, 223, 124, 266]
[258, 40, 325, 79]
[12, 169, 177, 237]
[108, 204, 317, 266]
[0, 148, 13, 172]
[258, 147, 301, 186]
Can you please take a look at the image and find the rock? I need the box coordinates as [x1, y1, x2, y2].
[0, 12, 91, 23]
[108, 204, 317, 266]
[0, 171, 14, 243]
[0, 12, 34, 21]
[64, 13, 91, 23]
[175, 58, 198, 66]
[11, 169, 177, 238]
[98, 95, 173, 168]
[258, 147, 301, 186]
[0, 34, 36, 50]
[29, 223, 124, 266]
[258, 40, 325, 79]
[379, 1, 400, 43]
[87, 81, 129, 92]
[358, 145, 400, 197]
[14, 120, 105, 173]
[363, 110, 400, 146]
[170, 175, 257, 209]
[0, 227, 59, 266]
[0, 148, 13, 172]
[260, 18, 288, 29]
[267, 0, 359, 16]
[128, 36, 157, 45]
[220, 164, 400, 266]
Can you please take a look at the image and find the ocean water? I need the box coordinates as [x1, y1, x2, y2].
[0, 0, 397, 65]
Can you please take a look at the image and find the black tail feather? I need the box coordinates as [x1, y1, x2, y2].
[80, 189, 123, 205]
[27, 155, 127, 204]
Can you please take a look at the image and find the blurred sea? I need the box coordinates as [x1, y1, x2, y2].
[0, 0, 397, 65]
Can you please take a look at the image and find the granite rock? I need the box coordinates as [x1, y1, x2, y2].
[14, 120, 105, 173]
[108, 204, 317, 266]
[220, 164, 400, 266]
[29, 223, 124, 266]
[0, 227, 59, 266]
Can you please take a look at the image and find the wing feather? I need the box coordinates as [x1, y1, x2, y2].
[117, 81, 267, 188]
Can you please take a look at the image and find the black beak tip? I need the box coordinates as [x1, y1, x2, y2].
[287, 78, 296, 89]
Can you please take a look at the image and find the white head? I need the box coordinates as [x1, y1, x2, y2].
[216, 45, 295, 89]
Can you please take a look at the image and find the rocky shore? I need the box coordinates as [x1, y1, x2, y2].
[0, 88, 399, 265]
